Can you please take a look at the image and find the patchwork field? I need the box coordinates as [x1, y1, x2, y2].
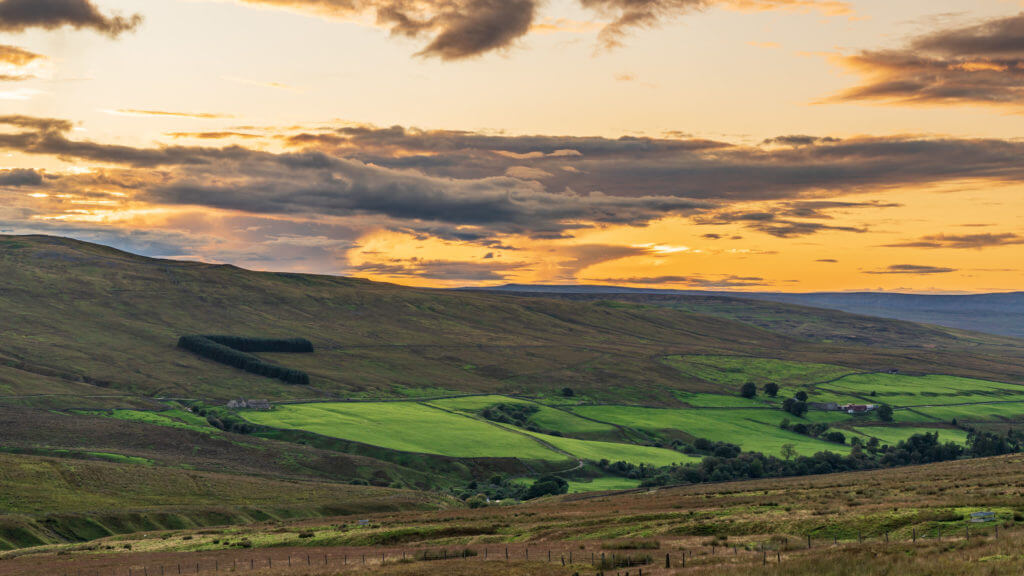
[570, 405, 850, 456]
[664, 355, 857, 388]
[851, 426, 970, 447]
[243, 402, 567, 461]
[427, 395, 617, 435]
[823, 373, 1024, 405]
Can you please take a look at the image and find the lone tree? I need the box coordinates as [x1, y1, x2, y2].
[781, 443, 797, 461]
[763, 382, 779, 397]
[877, 404, 894, 422]
[740, 382, 758, 399]
[561, 387, 575, 398]
[795, 390, 809, 402]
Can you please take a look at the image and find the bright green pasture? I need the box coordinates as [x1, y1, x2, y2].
[519, 430, 695, 467]
[664, 355, 856, 387]
[428, 395, 616, 435]
[244, 402, 565, 461]
[826, 374, 1024, 406]
[79, 409, 217, 434]
[571, 406, 849, 457]
[674, 392, 766, 408]
[567, 477, 641, 493]
[852, 426, 970, 446]
[913, 402, 1024, 422]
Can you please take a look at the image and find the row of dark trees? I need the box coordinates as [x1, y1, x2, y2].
[618, 429, 1020, 487]
[201, 335, 314, 353]
[177, 335, 312, 385]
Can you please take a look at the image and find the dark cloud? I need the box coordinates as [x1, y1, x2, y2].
[885, 233, 1024, 250]
[0, 0, 142, 37]
[696, 206, 872, 237]
[830, 13, 1024, 108]
[816, 258, 838, 263]
[593, 274, 766, 288]
[865, 264, 958, 275]
[762, 135, 842, 147]
[237, 0, 847, 59]
[7, 116, 1024, 243]
[0, 168, 43, 187]
[284, 125, 1024, 206]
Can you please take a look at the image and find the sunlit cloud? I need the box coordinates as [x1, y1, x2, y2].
[826, 12, 1024, 110]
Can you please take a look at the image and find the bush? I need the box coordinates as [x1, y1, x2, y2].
[561, 387, 575, 397]
[524, 476, 568, 499]
[877, 404, 894, 422]
[740, 382, 757, 399]
[763, 382, 779, 397]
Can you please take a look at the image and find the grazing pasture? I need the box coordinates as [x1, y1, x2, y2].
[664, 355, 856, 388]
[825, 374, 1024, 405]
[427, 395, 616, 435]
[243, 403, 567, 461]
[852, 426, 970, 446]
[572, 406, 850, 456]
[517, 429, 695, 467]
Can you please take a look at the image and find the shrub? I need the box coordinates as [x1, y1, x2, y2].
[740, 382, 757, 399]
[763, 382, 779, 397]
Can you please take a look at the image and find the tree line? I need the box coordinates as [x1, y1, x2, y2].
[177, 335, 312, 385]
[585, 429, 1022, 488]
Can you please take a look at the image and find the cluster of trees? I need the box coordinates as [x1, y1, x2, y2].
[480, 403, 562, 436]
[177, 335, 311, 385]
[779, 419, 846, 444]
[637, 432, 967, 487]
[457, 474, 569, 504]
[740, 382, 780, 398]
[189, 402, 257, 434]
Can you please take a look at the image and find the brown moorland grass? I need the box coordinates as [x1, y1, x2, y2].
[5, 454, 1024, 574]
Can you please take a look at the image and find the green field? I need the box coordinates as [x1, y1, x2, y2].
[517, 429, 694, 467]
[571, 406, 850, 457]
[567, 477, 641, 493]
[912, 402, 1024, 422]
[673, 392, 767, 408]
[852, 426, 970, 446]
[79, 408, 218, 435]
[428, 396, 616, 435]
[825, 374, 1024, 406]
[244, 402, 566, 461]
[664, 355, 856, 388]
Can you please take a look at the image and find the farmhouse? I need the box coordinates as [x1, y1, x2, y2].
[843, 404, 877, 415]
[227, 398, 272, 411]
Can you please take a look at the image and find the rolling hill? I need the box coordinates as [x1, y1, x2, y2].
[477, 284, 1024, 340]
[4, 234, 1024, 559]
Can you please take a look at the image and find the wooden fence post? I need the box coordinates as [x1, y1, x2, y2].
[666, 553, 671, 568]
[808, 535, 811, 549]
[913, 528, 916, 543]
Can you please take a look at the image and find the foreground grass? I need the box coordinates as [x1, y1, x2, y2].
[8, 454, 1024, 574]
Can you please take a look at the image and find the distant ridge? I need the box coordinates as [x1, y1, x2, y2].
[470, 284, 1024, 340]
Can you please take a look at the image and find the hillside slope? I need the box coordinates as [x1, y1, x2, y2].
[3, 235, 1024, 408]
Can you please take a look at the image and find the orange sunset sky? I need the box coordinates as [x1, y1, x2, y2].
[1, 0, 1023, 292]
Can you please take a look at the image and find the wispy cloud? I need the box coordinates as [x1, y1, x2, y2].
[104, 109, 234, 120]
[885, 233, 1024, 250]
[865, 264, 958, 275]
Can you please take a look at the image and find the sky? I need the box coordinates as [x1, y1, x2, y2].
[1, 0, 1023, 292]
